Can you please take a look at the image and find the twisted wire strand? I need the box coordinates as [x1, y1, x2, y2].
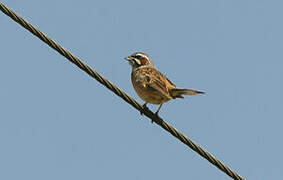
[0, 2, 244, 180]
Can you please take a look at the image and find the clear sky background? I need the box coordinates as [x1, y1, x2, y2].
[0, 1, 282, 180]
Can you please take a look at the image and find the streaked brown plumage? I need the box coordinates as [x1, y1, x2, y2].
[125, 52, 204, 116]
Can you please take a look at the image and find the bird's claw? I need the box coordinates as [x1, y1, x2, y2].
[140, 103, 160, 124]
[140, 103, 148, 116]
[152, 111, 160, 123]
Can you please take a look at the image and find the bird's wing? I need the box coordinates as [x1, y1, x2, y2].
[141, 67, 174, 99]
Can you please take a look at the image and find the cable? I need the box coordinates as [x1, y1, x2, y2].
[0, 2, 245, 180]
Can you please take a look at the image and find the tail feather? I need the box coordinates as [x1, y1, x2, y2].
[170, 88, 205, 99]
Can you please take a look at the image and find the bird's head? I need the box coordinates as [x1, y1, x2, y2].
[125, 52, 154, 70]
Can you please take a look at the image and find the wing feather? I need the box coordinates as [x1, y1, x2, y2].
[140, 67, 174, 99]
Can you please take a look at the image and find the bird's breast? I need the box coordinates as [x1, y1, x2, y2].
[131, 70, 171, 104]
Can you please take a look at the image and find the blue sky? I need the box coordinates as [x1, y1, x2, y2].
[0, 0, 282, 179]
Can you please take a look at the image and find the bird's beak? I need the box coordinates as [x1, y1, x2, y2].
[125, 56, 135, 66]
[124, 56, 132, 61]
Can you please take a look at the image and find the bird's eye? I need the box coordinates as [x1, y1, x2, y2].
[133, 55, 141, 59]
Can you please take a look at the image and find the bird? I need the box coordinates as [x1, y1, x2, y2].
[125, 52, 204, 117]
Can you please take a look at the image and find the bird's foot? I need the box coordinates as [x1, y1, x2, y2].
[152, 111, 160, 123]
[140, 103, 149, 116]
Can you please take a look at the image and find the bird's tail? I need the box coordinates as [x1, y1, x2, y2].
[170, 88, 205, 99]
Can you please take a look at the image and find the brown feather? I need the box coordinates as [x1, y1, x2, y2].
[170, 88, 205, 98]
